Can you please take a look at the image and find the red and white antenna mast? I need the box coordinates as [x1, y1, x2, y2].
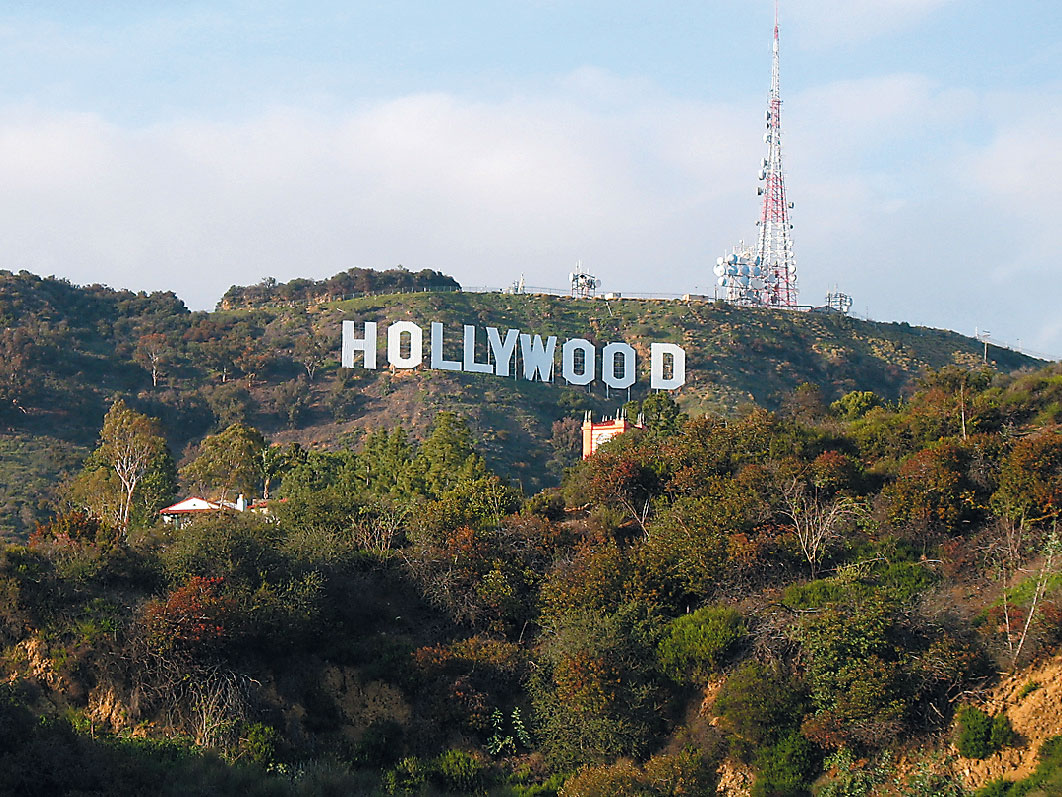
[755, 0, 798, 307]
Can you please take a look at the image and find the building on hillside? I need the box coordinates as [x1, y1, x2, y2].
[160, 494, 251, 528]
[581, 411, 643, 459]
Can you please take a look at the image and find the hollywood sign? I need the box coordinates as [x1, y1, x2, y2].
[341, 321, 686, 390]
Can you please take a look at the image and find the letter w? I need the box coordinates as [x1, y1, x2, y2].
[519, 334, 556, 382]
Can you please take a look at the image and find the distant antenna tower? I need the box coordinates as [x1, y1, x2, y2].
[569, 261, 599, 298]
[713, 241, 764, 305]
[824, 290, 853, 314]
[755, 0, 798, 307]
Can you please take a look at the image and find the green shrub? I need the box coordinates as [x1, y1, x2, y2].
[990, 713, 1018, 751]
[751, 731, 818, 797]
[432, 748, 486, 793]
[238, 722, 277, 766]
[1016, 680, 1041, 700]
[715, 660, 806, 758]
[817, 748, 893, 797]
[973, 779, 1011, 797]
[658, 605, 746, 683]
[383, 756, 428, 795]
[955, 706, 1015, 759]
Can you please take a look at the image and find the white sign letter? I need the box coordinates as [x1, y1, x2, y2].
[463, 325, 492, 374]
[520, 334, 557, 382]
[602, 342, 636, 389]
[561, 338, 595, 386]
[486, 327, 519, 377]
[430, 322, 461, 371]
[342, 320, 377, 369]
[650, 343, 686, 390]
[388, 321, 424, 369]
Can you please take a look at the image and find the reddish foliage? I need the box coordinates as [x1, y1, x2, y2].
[554, 651, 617, 712]
[29, 511, 114, 552]
[994, 430, 1062, 521]
[811, 450, 861, 494]
[141, 576, 235, 654]
[885, 443, 977, 535]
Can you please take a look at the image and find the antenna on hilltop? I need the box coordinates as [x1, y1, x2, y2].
[569, 260, 599, 298]
[716, 0, 799, 308]
[757, 0, 798, 307]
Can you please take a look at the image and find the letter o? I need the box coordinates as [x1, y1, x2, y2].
[602, 342, 636, 389]
[387, 321, 424, 369]
[562, 338, 595, 386]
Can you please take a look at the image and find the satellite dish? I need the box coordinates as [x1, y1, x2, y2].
[568, 272, 575, 282]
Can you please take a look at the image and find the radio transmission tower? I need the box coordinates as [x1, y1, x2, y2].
[755, 0, 798, 307]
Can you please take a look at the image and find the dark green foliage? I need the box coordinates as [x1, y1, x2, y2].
[955, 706, 995, 758]
[532, 603, 670, 770]
[352, 718, 405, 768]
[798, 597, 908, 748]
[658, 605, 746, 683]
[220, 267, 460, 309]
[624, 391, 688, 437]
[0, 684, 294, 797]
[955, 706, 1017, 759]
[975, 779, 1012, 797]
[523, 489, 566, 521]
[816, 748, 894, 797]
[715, 660, 806, 756]
[992, 430, 1062, 523]
[383, 755, 429, 794]
[751, 731, 818, 797]
[991, 712, 1019, 751]
[239, 722, 279, 766]
[181, 422, 267, 500]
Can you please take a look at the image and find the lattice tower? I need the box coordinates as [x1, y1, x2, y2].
[755, 1, 798, 307]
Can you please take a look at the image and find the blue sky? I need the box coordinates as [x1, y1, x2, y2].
[0, 1, 1059, 356]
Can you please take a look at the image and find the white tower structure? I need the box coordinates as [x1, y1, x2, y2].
[569, 262, 599, 298]
[756, 0, 798, 307]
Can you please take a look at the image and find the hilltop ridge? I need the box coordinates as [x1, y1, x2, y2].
[0, 268, 1043, 537]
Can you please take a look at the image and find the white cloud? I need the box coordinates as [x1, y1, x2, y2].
[791, 0, 962, 44]
[0, 84, 760, 308]
[0, 65, 1058, 359]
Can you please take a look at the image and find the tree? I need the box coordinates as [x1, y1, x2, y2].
[782, 479, 865, 579]
[416, 412, 489, 498]
[992, 431, 1062, 525]
[181, 423, 266, 501]
[884, 443, 978, 539]
[0, 328, 31, 419]
[233, 344, 270, 389]
[133, 333, 173, 388]
[98, 399, 166, 532]
[781, 382, 828, 426]
[830, 390, 882, 421]
[581, 438, 663, 535]
[625, 392, 687, 437]
[259, 443, 301, 500]
[292, 324, 334, 383]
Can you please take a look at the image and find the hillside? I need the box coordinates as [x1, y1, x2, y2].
[0, 268, 1042, 538]
[4, 341, 1062, 795]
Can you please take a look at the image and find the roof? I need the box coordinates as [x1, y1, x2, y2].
[159, 497, 227, 515]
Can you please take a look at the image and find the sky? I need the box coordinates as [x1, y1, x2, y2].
[0, 1, 1059, 356]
